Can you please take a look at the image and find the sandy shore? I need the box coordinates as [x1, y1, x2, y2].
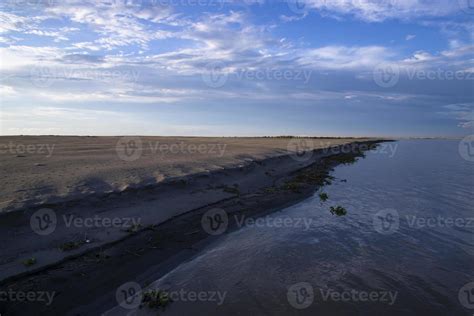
[0, 136, 372, 213]
[0, 137, 385, 315]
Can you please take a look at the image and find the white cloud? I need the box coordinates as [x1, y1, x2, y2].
[0, 84, 16, 96]
[439, 103, 474, 129]
[0, 45, 65, 70]
[296, 45, 393, 70]
[0, 12, 27, 34]
[37, 90, 184, 103]
[0, 0, 471, 138]
[300, 0, 461, 22]
[44, 1, 175, 50]
[406, 34, 416, 41]
[24, 27, 78, 42]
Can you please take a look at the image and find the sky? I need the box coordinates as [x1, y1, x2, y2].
[0, 0, 473, 137]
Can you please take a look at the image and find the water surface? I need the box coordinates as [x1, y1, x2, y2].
[148, 140, 474, 315]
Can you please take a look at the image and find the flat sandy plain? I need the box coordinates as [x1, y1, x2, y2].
[0, 136, 373, 213]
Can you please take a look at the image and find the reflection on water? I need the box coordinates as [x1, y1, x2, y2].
[147, 140, 474, 315]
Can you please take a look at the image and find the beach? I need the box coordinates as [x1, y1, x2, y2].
[0, 136, 383, 315]
[0, 136, 376, 213]
[1, 1, 471, 314]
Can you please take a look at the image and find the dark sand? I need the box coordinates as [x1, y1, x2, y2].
[0, 137, 385, 315]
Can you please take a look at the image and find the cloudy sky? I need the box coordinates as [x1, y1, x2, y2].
[0, 0, 473, 137]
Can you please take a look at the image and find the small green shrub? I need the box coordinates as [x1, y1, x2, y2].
[59, 241, 84, 251]
[329, 206, 347, 216]
[319, 192, 329, 202]
[141, 289, 172, 309]
[23, 257, 37, 267]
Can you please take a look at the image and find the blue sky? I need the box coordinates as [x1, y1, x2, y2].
[0, 0, 473, 137]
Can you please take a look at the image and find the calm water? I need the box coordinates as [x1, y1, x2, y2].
[148, 140, 474, 315]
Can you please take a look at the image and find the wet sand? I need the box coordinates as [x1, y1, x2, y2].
[0, 137, 385, 315]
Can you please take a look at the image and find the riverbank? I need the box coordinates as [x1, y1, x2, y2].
[0, 136, 372, 213]
[98, 139, 471, 316]
[0, 138, 386, 315]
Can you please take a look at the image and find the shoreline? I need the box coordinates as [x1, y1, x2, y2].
[0, 136, 378, 213]
[0, 139, 387, 315]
